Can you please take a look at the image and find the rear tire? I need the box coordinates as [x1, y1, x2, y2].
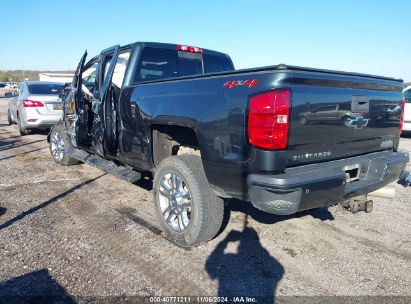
[153, 155, 224, 247]
[7, 109, 13, 125]
[17, 113, 30, 136]
[49, 124, 80, 166]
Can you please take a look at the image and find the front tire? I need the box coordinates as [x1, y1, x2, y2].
[49, 124, 80, 166]
[153, 155, 224, 247]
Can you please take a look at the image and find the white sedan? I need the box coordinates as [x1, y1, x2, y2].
[8, 81, 64, 135]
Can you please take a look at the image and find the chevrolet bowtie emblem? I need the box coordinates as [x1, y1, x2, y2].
[347, 116, 369, 129]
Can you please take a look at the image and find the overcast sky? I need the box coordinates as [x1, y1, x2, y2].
[0, 0, 410, 81]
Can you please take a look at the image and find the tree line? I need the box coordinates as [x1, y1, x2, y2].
[0, 70, 74, 82]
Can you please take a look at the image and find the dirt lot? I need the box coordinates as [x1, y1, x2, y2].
[0, 97, 410, 302]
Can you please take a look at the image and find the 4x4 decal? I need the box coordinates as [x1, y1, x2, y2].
[224, 79, 257, 89]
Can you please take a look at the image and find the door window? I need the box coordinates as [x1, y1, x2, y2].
[82, 62, 98, 90]
[103, 55, 113, 80]
[112, 50, 131, 88]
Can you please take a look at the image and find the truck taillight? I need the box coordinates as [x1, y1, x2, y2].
[399, 97, 405, 135]
[177, 44, 203, 53]
[23, 100, 44, 107]
[248, 89, 291, 150]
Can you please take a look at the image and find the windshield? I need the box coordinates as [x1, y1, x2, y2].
[28, 83, 64, 95]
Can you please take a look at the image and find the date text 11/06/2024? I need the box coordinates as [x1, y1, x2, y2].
[149, 296, 258, 303]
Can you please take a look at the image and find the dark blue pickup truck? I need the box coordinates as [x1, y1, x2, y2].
[48, 42, 409, 247]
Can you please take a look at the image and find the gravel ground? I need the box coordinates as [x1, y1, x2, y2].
[0, 97, 410, 303]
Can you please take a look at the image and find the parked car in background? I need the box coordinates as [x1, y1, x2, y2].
[8, 81, 65, 135]
[403, 86, 411, 133]
[298, 103, 357, 126]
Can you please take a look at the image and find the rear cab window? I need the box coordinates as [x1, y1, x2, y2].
[27, 83, 64, 95]
[133, 47, 234, 83]
[203, 53, 234, 74]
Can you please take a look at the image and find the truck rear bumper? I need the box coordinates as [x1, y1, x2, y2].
[247, 150, 409, 215]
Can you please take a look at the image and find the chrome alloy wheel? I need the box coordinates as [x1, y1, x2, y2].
[158, 172, 192, 232]
[50, 131, 65, 162]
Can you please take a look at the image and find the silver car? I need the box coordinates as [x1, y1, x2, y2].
[8, 81, 65, 135]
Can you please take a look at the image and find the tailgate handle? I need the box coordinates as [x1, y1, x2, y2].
[352, 96, 369, 113]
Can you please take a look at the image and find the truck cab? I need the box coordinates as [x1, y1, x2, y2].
[61, 42, 234, 161]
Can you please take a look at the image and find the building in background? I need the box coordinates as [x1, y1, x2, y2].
[39, 73, 74, 83]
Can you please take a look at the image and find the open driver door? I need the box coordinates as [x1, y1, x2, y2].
[90, 45, 120, 157]
[62, 51, 89, 148]
[62, 46, 120, 156]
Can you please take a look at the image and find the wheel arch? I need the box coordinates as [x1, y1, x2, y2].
[151, 124, 200, 167]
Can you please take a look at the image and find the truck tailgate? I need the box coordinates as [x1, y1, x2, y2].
[287, 71, 403, 166]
